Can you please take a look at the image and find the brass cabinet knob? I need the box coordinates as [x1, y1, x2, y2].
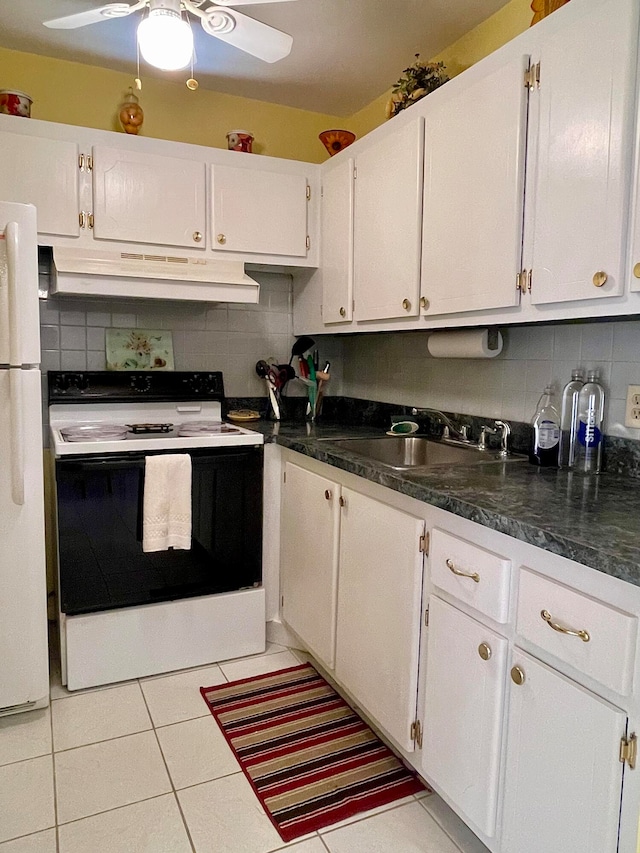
[511, 666, 525, 686]
[339, 307, 346, 318]
[324, 489, 332, 501]
[402, 298, 411, 311]
[633, 263, 640, 279]
[420, 296, 429, 310]
[592, 271, 608, 287]
[478, 643, 492, 661]
[193, 231, 202, 243]
[217, 233, 226, 245]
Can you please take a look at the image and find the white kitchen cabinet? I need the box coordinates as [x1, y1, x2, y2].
[0, 131, 80, 238]
[353, 118, 424, 321]
[501, 650, 627, 853]
[211, 164, 309, 257]
[422, 596, 508, 839]
[321, 156, 354, 324]
[91, 145, 206, 250]
[280, 462, 340, 669]
[335, 487, 425, 751]
[420, 57, 528, 316]
[526, 0, 638, 306]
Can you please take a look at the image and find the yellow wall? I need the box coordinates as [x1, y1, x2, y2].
[348, 0, 532, 140]
[0, 45, 344, 163]
[1, 0, 531, 161]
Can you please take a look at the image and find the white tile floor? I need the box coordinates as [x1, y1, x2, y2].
[0, 643, 489, 853]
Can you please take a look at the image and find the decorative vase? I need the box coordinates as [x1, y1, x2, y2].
[119, 88, 144, 135]
[530, 0, 570, 25]
[319, 129, 356, 157]
[227, 130, 254, 153]
[0, 89, 32, 118]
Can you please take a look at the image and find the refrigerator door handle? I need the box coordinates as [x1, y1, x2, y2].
[6, 221, 23, 367]
[9, 370, 25, 506]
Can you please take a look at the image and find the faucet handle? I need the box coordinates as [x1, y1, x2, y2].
[478, 425, 496, 451]
[494, 420, 511, 456]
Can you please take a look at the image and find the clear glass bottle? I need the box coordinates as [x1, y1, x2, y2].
[530, 385, 560, 467]
[558, 369, 584, 468]
[574, 371, 605, 474]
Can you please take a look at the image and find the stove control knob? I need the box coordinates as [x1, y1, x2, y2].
[75, 374, 89, 391]
[130, 374, 152, 393]
[53, 373, 71, 392]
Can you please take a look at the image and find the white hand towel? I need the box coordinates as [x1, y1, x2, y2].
[143, 454, 192, 552]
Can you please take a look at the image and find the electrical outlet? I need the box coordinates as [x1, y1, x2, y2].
[624, 385, 640, 428]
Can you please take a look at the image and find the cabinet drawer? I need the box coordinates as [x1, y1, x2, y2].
[430, 529, 511, 623]
[516, 568, 637, 695]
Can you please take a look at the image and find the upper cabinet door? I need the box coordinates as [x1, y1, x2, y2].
[528, 0, 638, 305]
[421, 58, 528, 316]
[0, 132, 80, 238]
[211, 165, 309, 257]
[321, 157, 354, 324]
[92, 146, 206, 249]
[354, 118, 424, 321]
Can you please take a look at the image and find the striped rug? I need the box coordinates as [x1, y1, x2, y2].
[200, 663, 427, 841]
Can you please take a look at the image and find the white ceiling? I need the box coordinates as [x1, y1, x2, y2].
[0, 1, 512, 116]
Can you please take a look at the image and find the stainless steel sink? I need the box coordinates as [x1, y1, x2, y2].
[323, 436, 525, 470]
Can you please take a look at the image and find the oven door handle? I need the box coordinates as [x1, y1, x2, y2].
[58, 458, 147, 471]
[9, 369, 25, 506]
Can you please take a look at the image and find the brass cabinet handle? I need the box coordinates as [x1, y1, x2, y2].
[339, 496, 346, 508]
[540, 609, 590, 642]
[446, 558, 480, 583]
[88, 213, 94, 229]
[420, 296, 429, 310]
[324, 489, 332, 501]
[339, 307, 346, 318]
[592, 271, 608, 287]
[511, 665, 525, 685]
[633, 263, 640, 279]
[402, 298, 411, 311]
[79, 211, 86, 229]
[478, 643, 492, 661]
[217, 233, 226, 245]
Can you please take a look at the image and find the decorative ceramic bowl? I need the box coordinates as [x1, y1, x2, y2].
[227, 130, 254, 153]
[0, 90, 32, 118]
[319, 129, 356, 156]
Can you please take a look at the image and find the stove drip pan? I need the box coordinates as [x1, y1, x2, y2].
[60, 424, 128, 442]
[178, 421, 241, 437]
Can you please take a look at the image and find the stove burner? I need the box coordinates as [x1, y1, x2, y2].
[60, 424, 128, 442]
[127, 423, 174, 434]
[177, 421, 241, 437]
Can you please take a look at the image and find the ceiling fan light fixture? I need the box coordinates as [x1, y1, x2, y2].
[137, 3, 194, 71]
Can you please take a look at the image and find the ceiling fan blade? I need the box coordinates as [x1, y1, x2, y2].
[212, 0, 298, 5]
[43, 3, 137, 30]
[202, 8, 293, 63]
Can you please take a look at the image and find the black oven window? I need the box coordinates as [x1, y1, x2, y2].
[56, 448, 263, 615]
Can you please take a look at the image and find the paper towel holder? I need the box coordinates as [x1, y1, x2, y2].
[426, 328, 504, 359]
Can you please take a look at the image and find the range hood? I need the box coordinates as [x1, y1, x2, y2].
[50, 247, 260, 304]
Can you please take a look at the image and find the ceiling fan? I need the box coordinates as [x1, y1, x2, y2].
[43, 0, 297, 68]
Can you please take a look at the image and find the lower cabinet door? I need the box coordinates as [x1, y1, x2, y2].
[335, 488, 424, 751]
[280, 463, 340, 669]
[501, 650, 626, 853]
[422, 596, 508, 838]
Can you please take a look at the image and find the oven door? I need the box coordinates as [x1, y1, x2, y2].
[55, 446, 263, 615]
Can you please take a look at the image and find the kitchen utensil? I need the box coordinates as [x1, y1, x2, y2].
[306, 355, 317, 419]
[256, 361, 281, 420]
[315, 361, 330, 420]
[298, 356, 309, 379]
[289, 336, 315, 365]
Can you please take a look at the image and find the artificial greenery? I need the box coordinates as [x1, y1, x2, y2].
[385, 55, 449, 119]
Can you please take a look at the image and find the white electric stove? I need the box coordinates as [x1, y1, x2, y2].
[47, 371, 266, 691]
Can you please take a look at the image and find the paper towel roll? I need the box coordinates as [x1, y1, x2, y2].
[427, 329, 503, 359]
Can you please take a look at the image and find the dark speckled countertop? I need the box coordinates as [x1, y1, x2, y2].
[247, 419, 640, 587]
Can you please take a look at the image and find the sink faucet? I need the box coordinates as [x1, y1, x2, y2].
[410, 408, 469, 443]
[479, 420, 512, 456]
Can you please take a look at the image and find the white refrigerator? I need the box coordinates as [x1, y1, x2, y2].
[0, 201, 49, 715]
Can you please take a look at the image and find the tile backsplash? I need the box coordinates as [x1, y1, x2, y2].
[39, 266, 299, 399]
[337, 321, 640, 440]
